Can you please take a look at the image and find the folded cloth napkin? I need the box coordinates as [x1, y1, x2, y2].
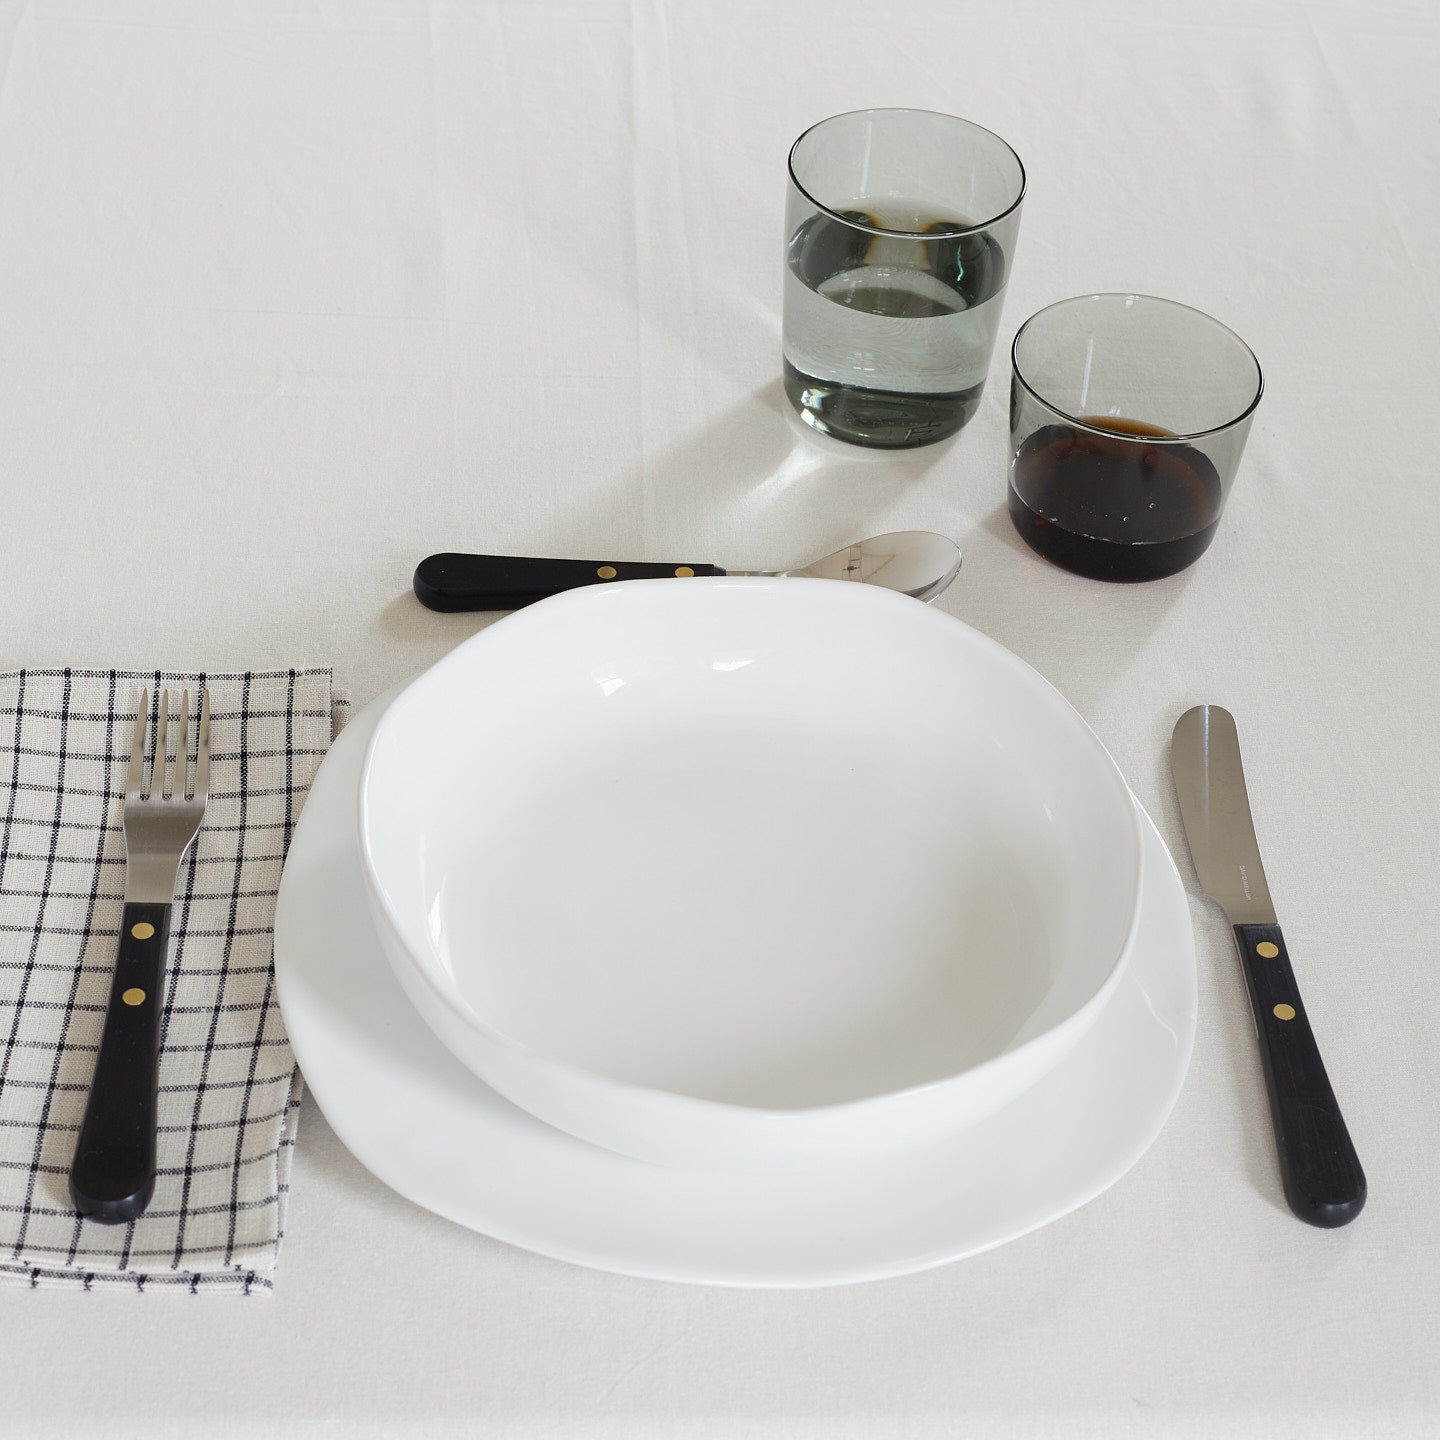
[0, 668, 341, 1293]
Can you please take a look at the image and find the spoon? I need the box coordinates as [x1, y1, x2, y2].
[413, 532, 962, 612]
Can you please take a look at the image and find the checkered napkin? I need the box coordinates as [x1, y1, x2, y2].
[0, 668, 341, 1293]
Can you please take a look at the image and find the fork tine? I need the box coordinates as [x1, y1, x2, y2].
[153, 689, 170, 799]
[172, 689, 191, 799]
[126, 689, 149, 797]
[195, 688, 211, 800]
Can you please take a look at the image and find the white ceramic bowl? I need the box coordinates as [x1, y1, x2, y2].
[358, 578, 1142, 1172]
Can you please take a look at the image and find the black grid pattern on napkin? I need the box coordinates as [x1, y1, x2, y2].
[0, 668, 335, 1293]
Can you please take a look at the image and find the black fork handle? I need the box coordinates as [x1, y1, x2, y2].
[70, 900, 170, 1224]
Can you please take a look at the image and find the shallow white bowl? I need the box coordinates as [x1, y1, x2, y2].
[358, 578, 1142, 1172]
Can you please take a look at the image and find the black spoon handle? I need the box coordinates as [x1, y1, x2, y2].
[414, 552, 725, 612]
[1233, 922, 1366, 1228]
[69, 901, 169, 1224]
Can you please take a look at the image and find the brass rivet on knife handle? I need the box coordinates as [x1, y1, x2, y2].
[131, 921, 155, 940]
[1257, 941, 1279, 957]
[596, 565, 617, 579]
[1273, 1003, 1296, 1021]
[122, 988, 146, 1007]
[675, 566, 695, 577]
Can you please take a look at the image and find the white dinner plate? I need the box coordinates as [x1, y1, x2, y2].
[274, 694, 1196, 1288]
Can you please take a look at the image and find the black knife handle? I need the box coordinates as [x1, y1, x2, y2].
[413, 553, 725, 612]
[1233, 922, 1366, 1228]
[69, 901, 170, 1224]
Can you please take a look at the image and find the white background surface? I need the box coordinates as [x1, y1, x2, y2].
[1, 0, 1437, 1435]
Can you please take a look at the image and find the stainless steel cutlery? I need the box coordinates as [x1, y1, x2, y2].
[1171, 704, 1365, 1227]
[70, 689, 211, 1224]
[413, 531, 962, 611]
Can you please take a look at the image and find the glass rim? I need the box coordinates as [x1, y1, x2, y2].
[1011, 293, 1264, 443]
[787, 107, 1027, 241]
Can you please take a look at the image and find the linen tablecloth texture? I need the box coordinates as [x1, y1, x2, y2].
[0, 668, 339, 1293]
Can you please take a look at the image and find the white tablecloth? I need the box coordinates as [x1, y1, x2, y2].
[2, 0, 1437, 1434]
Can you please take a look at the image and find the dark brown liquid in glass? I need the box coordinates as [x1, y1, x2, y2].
[1008, 416, 1224, 581]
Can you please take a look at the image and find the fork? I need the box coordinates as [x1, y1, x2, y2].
[70, 688, 211, 1224]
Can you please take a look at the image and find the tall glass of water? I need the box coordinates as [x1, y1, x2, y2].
[783, 109, 1025, 449]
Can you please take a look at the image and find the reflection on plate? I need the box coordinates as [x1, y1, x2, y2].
[274, 695, 1196, 1288]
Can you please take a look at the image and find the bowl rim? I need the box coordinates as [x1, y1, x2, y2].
[356, 576, 1145, 1121]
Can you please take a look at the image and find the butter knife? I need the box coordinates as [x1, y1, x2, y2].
[1171, 704, 1366, 1228]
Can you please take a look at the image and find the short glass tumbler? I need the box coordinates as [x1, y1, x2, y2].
[1008, 294, 1263, 581]
[783, 109, 1025, 449]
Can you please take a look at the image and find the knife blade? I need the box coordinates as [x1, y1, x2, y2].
[1171, 704, 1365, 1228]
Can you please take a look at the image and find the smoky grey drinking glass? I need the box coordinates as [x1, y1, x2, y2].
[1008, 294, 1263, 581]
[783, 109, 1025, 449]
